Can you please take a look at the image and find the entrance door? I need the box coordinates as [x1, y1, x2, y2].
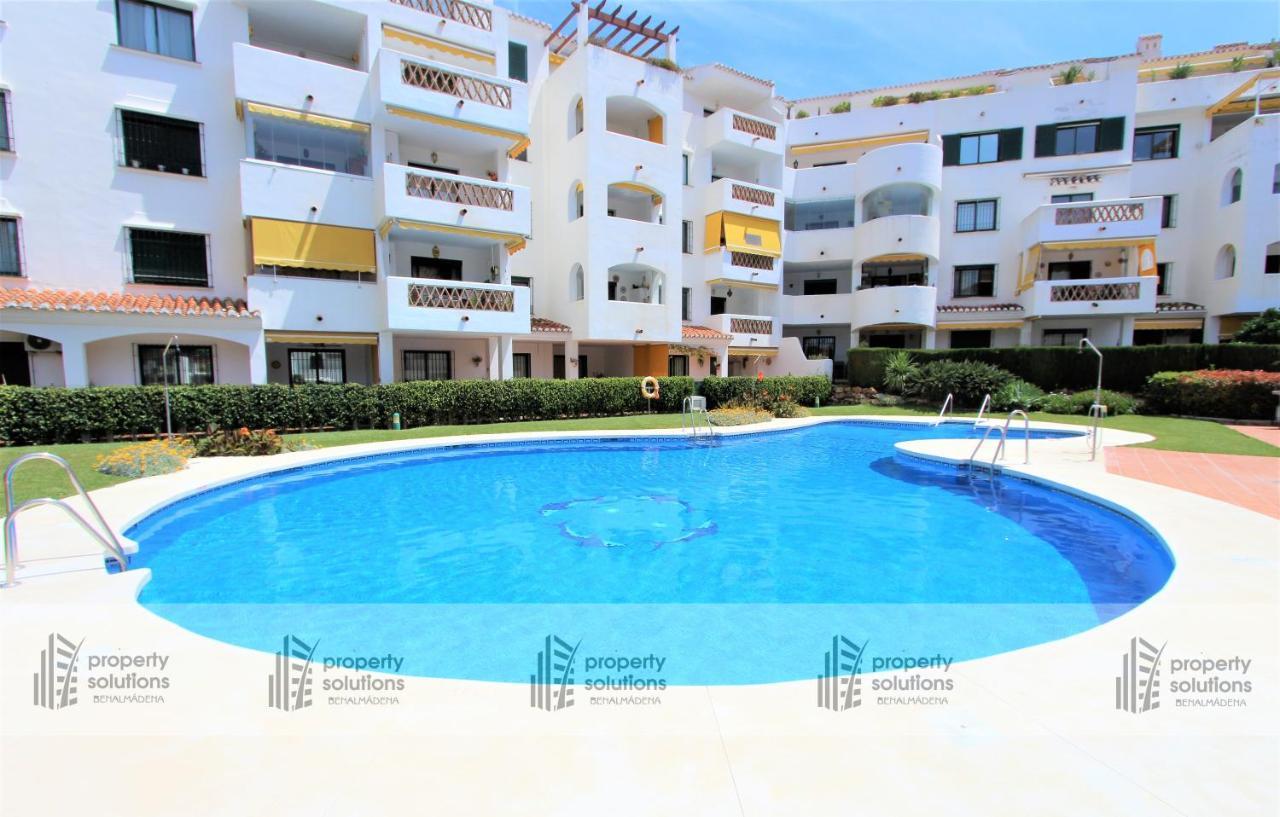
[0, 342, 30, 386]
[552, 355, 566, 379]
[578, 355, 589, 378]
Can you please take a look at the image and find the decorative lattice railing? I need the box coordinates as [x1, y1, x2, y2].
[406, 173, 514, 210]
[1048, 281, 1141, 302]
[401, 60, 512, 109]
[389, 0, 492, 30]
[731, 184, 776, 207]
[731, 114, 777, 141]
[408, 283, 515, 312]
[1054, 202, 1145, 225]
[729, 317, 774, 335]
[729, 251, 775, 270]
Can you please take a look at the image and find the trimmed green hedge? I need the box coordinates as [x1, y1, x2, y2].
[1143, 370, 1280, 420]
[698, 375, 832, 409]
[848, 344, 1280, 392]
[0, 375, 832, 445]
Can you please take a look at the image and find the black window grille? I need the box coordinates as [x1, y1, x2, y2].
[138, 344, 213, 385]
[121, 110, 203, 176]
[288, 349, 346, 385]
[128, 228, 208, 286]
[404, 350, 451, 381]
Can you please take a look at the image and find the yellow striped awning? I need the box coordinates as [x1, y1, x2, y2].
[250, 218, 377, 274]
[239, 101, 370, 134]
[703, 212, 723, 253]
[937, 321, 1024, 331]
[1134, 318, 1203, 331]
[728, 346, 779, 357]
[610, 181, 663, 204]
[264, 331, 379, 346]
[1038, 237, 1156, 251]
[705, 212, 781, 257]
[790, 129, 929, 156]
[380, 217, 526, 249]
[705, 278, 778, 291]
[382, 24, 495, 64]
[385, 105, 528, 149]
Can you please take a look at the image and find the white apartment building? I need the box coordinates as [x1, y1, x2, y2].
[0, 1, 1275, 388]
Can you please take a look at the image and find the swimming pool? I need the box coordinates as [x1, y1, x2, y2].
[127, 421, 1173, 684]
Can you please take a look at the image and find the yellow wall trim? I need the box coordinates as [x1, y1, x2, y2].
[381, 217, 526, 248]
[728, 346, 779, 357]
[705, 278, 778, 291]
[264, 331, 379, 346]
[1038, 237, 1156, 251]
[937, 321, 1024, 331]
[1134, 318, 1204, 331]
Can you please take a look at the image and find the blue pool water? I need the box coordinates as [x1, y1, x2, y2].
[127, 421, 1173, 684]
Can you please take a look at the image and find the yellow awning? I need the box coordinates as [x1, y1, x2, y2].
[1217, 316, 1252, 337]
[704, 212, 723, 253]
[250, 219, 376, 273]
[718, 212, 781, 258]
[240, 101, 370, 134]
[937, 321, 1024, 331]
[611, 181, 663, 204]
[705, 278, 778, 291]
[380, 217, 526, 249]
[1204, 69, 1280, 118]
[506, 238, 526, 255]
[507, 137, 530, 158]
[1134, 318, 1204, 331]
[728, 346, 779, 357]
[385, 105, 527, 149]
[381, 24, 495, 64]
[1038, 237, 1155, 251]
[790, 129, 929, 156]
[264, 331, 379, 346]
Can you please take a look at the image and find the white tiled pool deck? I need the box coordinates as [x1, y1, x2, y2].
[1, 417, 1276, 816]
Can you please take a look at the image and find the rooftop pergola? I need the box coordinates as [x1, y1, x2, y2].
[545, 2, 679, 62]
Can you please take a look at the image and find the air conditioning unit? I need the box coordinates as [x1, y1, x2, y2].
[24, 335, 55, 353]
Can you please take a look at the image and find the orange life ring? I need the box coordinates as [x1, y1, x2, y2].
[641, 376, 661, 400]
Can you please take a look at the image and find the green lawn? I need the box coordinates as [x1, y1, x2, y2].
[3, 407, 1273, 505]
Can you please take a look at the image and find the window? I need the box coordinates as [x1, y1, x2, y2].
[403, 350, 451, 381]
[710, 295, 726, 315]
[116, 0, 195, 61]
[1133, 126, 1178, 161]
[812, 160, 847, 167]
[0, 218, 20, 277]
[1273, 164, 1279, 194]
[861, 261, 926, 288]
[288, 349, 345, 385]
[507, 42, 528, 82]
[251, 116, 369, 176]
[410, 257, 461, 280]
[1265, 254, 1279, 275]
[120, 110, 203, 176]
[682, 220, 693, 254]
[667, 355, 689, 377]
[862, 183, 931, 222]
[942, 128, 1022, 165]
[138, 344, 214, 386]
[1034, 117, 1125, 157]
[1161, 194, 1177, 228]
[802, 278, 838, 295]
[0, 90, 11, 152]
[1216, 245, 1236, 279]
[128, 228, 208, 286]
[513, 353, 532, 379]
[1155, 263, 1172, 295]
[1042, 329, 1087, 347]
[682, 154, 690, 186]
[955, 199, 997, 232]
[801, 336, 836, 359]
[1051, 193, 1093, 203]
[949, 330, 992, 349]
[1228, 168, 1243, 204]
[681, 287, 692, 321]
[953, 265, 995, 298]
[1047, 261, 1091, 280]
[785, 198, 855, 230]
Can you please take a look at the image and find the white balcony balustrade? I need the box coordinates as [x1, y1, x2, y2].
[233, 43, 371, 123]
[702, 108, 782, 156]
[1020, 276, 1157, 318]
[386, 276, 531, 334]
[704, 178, 784, 222]
[1021, 197, 1163, 248]
[382, 164, 531, 238]
[715, 313, 780, 348]
[379, 49, 528, 142]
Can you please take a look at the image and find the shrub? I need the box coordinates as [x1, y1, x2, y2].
[645, 56, 680, 72]
[829, 100, 851, 114]
[1035, 389, 1137, 416]
[193, 427, 313, 457]
[1230, 56, 1247, 72]
[1056, 65, 1093, 85]
[794, 109, 810, 119]
[881, 350, 918, 394]
[906, 91, 928, 104]
[992, 379, 1046, 412]
[903, 360, 1014, 406]
[708, 407, 771, 426]
[1168, 62, 1194, 79]
[1039, 392, 1076, 415]
[95, 438, 194, 478]
[870, 95, 898, 107]
[1144, 370, 1280, 420]
[769, 398, 810, 419]
[1235, 308, 1280, 344]
[697, 376, 831, 409]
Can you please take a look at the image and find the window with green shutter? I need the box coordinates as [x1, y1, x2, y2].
[1034, 117, 1125, 157]
[942, 128, 1022, 166]
[508, 42, 528, 82]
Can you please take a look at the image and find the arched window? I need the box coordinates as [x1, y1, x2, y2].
[604, 96, 664, 144]
[1224, 168, 1243, 205]
[1215, 245, 1236, 279]
[569, 97, 584, 138]
[571, 264, 585, 300]
[569, 181, 583, 221]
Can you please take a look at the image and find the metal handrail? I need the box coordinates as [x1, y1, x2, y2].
[974, 394, 992, 426]
[1003, 410, 1031, 465]
[968, 423, 1008, 470]
[4, 453, 129, 588]
[681, 396, 714, 439]
[933, 393, 954, 426]
[1087, 403, 1108, 461]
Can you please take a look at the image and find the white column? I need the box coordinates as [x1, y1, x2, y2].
[248, 331, 269, 385]
[849, 327, 861, 350]
[1018, 321, 1034, 346]
[1203, 315, 1221, 345]
[565, 339, 580, 380]
[488, 336, 514, 380]
[923, 328, 938, 350]
[1117, 316, 1136, 347]
[716, 348, 729, 376]
[376, 331, 396, 383]
[60, 340, 89, 387]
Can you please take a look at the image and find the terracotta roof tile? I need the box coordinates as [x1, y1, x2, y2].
[682, 324, 733, 341]
[0, 287, 257, 318]
[936, 303, 1024, 314]
[531, 316, 572, 333]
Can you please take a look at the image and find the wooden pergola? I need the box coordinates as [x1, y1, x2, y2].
[545, 2, 679, 62]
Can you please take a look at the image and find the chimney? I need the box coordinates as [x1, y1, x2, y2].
[1137, 34, 1163, 60]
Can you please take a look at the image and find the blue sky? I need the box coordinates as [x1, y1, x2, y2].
[497, 1, 1278, 99]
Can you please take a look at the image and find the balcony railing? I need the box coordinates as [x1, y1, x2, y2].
[1053, 202, 1145, 225]
[406, 173, 514, 210]
[401, 59, 512, 108]
[731, 184, 776, 207]
[1048, 280, 1142, 302]
[408, 282, 515, 312]
[729, 251, 775, 270]
[389, 0, 492, 30]
[731, 114, 776, 141]
[729, 317, 774, 335]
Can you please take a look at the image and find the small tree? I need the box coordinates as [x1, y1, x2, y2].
[829, 100, 851, 114]
[1234, 308, 1280, 344]
[1230, 55, 1247, 72]
[1056, 65, 1092, 85]
[1168, 62, 1194, 79]
[794, 109, 810, 119]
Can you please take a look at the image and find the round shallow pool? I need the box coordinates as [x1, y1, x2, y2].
[127, 421, 1173, 684]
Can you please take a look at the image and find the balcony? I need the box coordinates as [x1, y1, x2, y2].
[385, 276, 531, 335]
[852, 214, 940, 266]
[702, 108, 782, 157]
[248, 274, 381, 333]
[779, 292, 855, 326]
[1021, 197, 1163, 249]
[378, 49, 528, 147]
[1019, 276, 1157, 318]
[702, 248, 781, 289]
[240, 160, 375, 229]
[233, 43, 370, 122]
[855, 142, 942, 194]
[851, 285, 937, 329]
[383, 0, 497, 56]
[714, 313, 780, 349]
[382, 163, 531, 239]
[704, 178, 784, 222]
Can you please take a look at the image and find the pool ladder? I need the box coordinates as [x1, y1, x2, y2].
[931, 393, 954, 426]
[967, 410, 1031, 473]
[3, 453, 130, 588]
[681, 395, 716, 442]
[973, 394, 992, 426]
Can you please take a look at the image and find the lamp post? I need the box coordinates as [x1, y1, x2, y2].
[162, 335, 181, 439]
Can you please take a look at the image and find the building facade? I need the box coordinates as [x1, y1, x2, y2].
[0, 1, 1275, 388]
